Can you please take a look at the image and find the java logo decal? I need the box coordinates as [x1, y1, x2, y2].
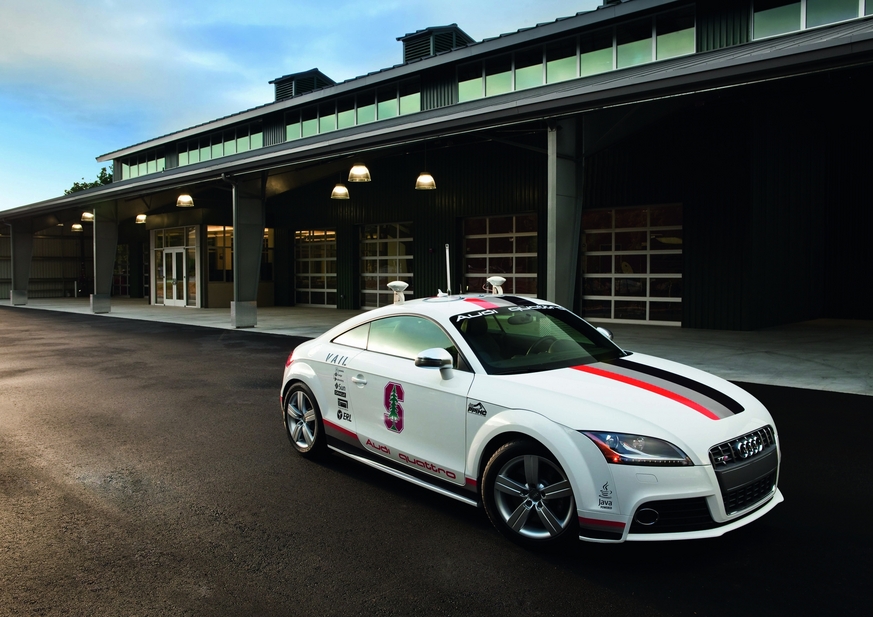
[383, 382, 405, 433]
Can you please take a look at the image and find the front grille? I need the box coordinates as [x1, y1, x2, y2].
[629, 498, 716, 534]
[723, 471, 777, 513]
[709, 426, 776, 466]
[709, 426, 779, 514]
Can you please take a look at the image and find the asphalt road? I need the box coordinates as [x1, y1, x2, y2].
[1, 307, 870, 617]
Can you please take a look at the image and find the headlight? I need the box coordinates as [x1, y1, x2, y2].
[583, 432, 692, 466]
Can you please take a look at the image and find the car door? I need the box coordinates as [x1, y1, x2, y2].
[345, 315, 473, 487]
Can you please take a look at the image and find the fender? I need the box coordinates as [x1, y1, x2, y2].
[282, 361, 325, 404]
[466, 407, 613, 514]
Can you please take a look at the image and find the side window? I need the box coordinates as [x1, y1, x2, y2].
[332, 323, 369, 349]
[366, 316, 457, 364]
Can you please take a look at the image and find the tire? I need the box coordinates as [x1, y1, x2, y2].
[481, 440, 577, 549]
[283, 382, 326, 459]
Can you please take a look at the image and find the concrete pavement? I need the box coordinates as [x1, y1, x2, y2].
[2, 296, 871, 396]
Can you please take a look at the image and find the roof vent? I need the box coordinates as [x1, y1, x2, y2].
[269, 69, 336, 102]
[397, 24, 475, 64]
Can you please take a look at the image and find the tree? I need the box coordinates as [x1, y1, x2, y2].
[65, 166, 113, 194]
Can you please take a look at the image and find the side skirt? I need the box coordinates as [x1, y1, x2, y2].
[327, 438, 479, 508]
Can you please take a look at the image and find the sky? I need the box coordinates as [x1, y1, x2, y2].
[0, 0, 603, 212]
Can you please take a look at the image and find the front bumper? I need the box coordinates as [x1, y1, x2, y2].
[576, 436, 782, 543]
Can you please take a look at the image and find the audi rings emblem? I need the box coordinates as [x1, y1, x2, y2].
[734, 434, 764, 459]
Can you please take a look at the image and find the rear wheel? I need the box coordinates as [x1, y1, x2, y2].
[283, 382, 326, 459]
[481, 440, 577, 549]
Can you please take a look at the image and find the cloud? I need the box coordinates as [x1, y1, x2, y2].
[0, 0, 600, 209]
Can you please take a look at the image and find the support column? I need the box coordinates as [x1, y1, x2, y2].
[231, 177, 265, 328]
[10, 221, 34, 305]
[91, 205, 118, 314]
[546, 118, 581, 308]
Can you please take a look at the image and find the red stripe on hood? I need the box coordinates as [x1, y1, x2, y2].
[572, 364, 720, 420]
[463, 297, 500, 309]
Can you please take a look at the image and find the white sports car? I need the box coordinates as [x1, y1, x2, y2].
[280, 293, 783, 548]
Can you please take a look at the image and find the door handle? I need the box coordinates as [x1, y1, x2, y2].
[351, 375, 368, 386]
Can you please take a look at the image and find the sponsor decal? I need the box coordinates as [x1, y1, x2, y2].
[337, 398, 348, 409]
[336, 409, 352, 422]
[334, 390, 347, 398]
[467, 402, 487, 416]
[598, 482, 614, 510]
[383, 382, 405, 433]
[326, 353, 349, 366]
[335, 381, 346, 393]
[365, 438, 390, 455]
[454, 308, 498, 321]
[398, 453, 457, 480]
[334, 368, 345, 379]
[507, 304, 564, 312]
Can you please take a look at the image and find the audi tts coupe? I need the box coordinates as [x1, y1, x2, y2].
[280, 293, 783, 548]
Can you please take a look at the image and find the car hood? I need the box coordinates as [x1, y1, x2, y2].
[470, 352, 775, 462]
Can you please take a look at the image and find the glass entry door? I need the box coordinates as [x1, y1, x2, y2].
[163, 248, 187, 307]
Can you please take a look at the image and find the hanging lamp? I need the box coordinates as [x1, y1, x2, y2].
[415, 172, 436, 190]
[330, 183, 350, 199]
[414, 143, 436, 190]
[348, 164, 371, 182]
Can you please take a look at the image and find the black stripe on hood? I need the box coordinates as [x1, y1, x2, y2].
[609, 357, 745, 414]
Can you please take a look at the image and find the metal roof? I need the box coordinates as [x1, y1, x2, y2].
[6, 10, 873, 220]
[94, 0, 673, 161]
[396, 24, 475, 44]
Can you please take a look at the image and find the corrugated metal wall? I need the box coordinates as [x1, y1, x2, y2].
[582, 67, 873, 329]
[0, 234, 93, 299]
[0, 235, 9, 298]
[270, 139, 546, 308]
[420, 66, 457, 110]
[696, 1, 750, 51]
[263, 113, 286, 147]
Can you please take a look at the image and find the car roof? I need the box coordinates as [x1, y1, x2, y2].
[370, 294, 556, 320]
[318, 294, 559, 340]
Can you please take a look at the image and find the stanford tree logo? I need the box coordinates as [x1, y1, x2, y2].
[383, 382, 405, 433]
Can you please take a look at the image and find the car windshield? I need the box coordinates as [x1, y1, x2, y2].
[450, 304, 626, 375]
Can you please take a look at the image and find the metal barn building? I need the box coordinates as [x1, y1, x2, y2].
[3, 0, 872, 330]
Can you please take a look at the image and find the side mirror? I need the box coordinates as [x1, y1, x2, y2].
[596, 326, 614, 341]
[415, 348, 454, 380]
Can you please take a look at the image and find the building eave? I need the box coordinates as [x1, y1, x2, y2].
[95, 0, 679, 162]
[7, 13, 871, 223]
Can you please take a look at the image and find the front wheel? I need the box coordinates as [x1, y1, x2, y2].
[283, 382, 326, 459]
[481, 440, 577, 549]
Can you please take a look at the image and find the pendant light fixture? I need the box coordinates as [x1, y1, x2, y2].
[81, 211, 94, 222]
[348, 164, 371, 182]
[330, 183, 350, 199]
[135, 214, 147, 224]
[414, 142, 436, 190]
[71, 223, 83, 232]
[415, 172, 436, 190]
[176, 194, 194, 207]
